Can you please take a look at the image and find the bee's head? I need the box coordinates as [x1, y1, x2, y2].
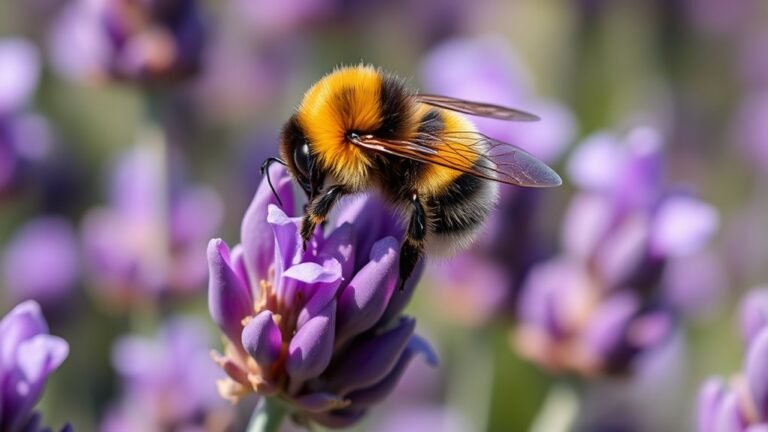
[279, 114, 324, 200]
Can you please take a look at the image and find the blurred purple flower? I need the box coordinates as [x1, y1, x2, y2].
[208, 165, 436, 428]
[0, 38, 40, 117]
[696, 287, 768, 432]
[420, 35, 576, 162]
[420, 36, 576, 325]
[0, 300, 69, 432]
[0, 38, 50, 195]
[2, 217, 79, 305]
[82, 144, 222, 307]
[514, 127, 718, 375]
[101, 317, 233, 432]
[49, 0, 205, 83]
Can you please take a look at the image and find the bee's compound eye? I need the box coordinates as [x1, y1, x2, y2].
[293, 141, 311, 178]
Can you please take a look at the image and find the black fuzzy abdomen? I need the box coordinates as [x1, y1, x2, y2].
[428, 172, 493, 235]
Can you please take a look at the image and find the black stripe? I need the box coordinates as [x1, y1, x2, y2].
[417, 109, 444, 136]
[428, 172, 488, 235]
[376, 74, 410, 139]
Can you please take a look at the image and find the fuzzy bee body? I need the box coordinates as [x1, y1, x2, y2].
[275, 65, 560, 289]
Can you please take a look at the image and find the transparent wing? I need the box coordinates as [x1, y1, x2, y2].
[415, 94, 540, 122]
[348, 130, 562, 187]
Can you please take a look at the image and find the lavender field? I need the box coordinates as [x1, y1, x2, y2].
[0, 1, 766, 431]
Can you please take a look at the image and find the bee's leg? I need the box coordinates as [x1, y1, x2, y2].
[300, 184, 349, 249]
[399, 194, 426, 291]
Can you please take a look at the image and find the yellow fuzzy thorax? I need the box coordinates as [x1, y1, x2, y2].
[296, 65, 398, 188]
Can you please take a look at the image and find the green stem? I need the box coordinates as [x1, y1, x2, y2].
[247, 397, 287, 432]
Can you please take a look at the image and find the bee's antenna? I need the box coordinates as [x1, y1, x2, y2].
[260, 157, 287, 207]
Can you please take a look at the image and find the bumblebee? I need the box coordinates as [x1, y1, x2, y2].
[262, 65, 561, 290]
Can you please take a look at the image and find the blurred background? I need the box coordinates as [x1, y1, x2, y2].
[1, 0, 767, 431]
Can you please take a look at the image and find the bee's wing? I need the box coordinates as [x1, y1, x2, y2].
[415, 94, 540, 122]
[348, 130, 562, 187]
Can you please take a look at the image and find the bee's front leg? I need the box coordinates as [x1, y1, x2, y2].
[398, 193, 426, 291]
[300, 184, 349, 250]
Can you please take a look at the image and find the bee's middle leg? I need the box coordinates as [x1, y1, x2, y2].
[399, 193, 426, 291]
[301, 184, 349, 249]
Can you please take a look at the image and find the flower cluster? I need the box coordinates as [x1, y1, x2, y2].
[208, 165, 436, 428]
[101, 317, 233, 432]
[0, 38, 51, 196]
[2, 217, 79, 306]
[0, 301, 69, 432]
[697, 287, 768, 431]
[50, 0, 205, 83]
[514, 127, 719, 375]
[82, 143, 222, 307]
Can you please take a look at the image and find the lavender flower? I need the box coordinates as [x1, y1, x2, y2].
[208, 165, 436, 428]
[697, 287, 768, 432]
[2, 217, 79, 306]
[49, 0, 205, 83]
[101, 317, 233, 432]
[82, 144, 222, 306]
[514, 127, 718, 375]
[0, 300, 69, 431]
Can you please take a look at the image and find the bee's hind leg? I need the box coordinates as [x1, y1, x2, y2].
[398, 194, 426, 291]
[301, 184, 349, 249]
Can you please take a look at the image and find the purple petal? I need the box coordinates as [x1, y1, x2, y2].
[346, 334, 438, 410]
[594, 212, 650, 288]
[170, 186, 223, 246]
[282, 260, 342, 327]
[16, 334, 69, 383]
[697, 378, 727, 432]
[582, 293, 639, 361]
[317, 223, 355, 284]
[747, 329, 768, 420]
[207, 239, 253, 347]
[651, 195, 719, 258]
[0, 301, 48, 371]
[561, 193, 612, 260]
[518, 259, 586, 339]
[336, 237, 399, 345]
[334, 195, 403, 270]
[242, 311, 283, 368]
[2, 334, 68, 432]
[0, 38, 40, 114]
[241, 164, 295, 284]
[567, 132, 625, 192]
[326, 317, 416, 395]
[615, 128, 664, 209]
[286, 302, 336, 383]
[293, 392, 349, 413]
[2, 217, 79, 304]
[741, 288, 768, 346]
[267, 204, 303, 294]
[714, 392, 747, 432]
